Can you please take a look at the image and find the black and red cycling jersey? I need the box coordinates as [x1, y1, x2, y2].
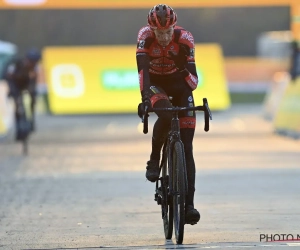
[136, 25, 198, 96]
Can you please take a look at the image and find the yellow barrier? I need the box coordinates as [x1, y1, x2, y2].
[273, 78, 300, 138]
[42, 44, 230, 114]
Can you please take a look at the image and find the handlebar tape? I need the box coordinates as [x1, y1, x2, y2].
[204, 110, 209, 132]
[203, 98, 210, 132]
[143, 106, 149, 134]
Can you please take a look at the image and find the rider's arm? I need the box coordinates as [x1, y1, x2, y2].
[6, 60, 29, 83]
[3, 62, 16, 81]
[136, 26, 155, 101]
[178, 31, 198, 91]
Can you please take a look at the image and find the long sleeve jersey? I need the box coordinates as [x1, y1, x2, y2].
[136, 25, 198, 97]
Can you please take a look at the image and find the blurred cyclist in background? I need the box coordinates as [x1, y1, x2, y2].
[3, 48, 41, 140]
[136, 4, 200, 225]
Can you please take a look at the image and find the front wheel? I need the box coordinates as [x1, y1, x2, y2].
[18, 118, 31, 156]
[172, 141, 186, 244]
[161, 148, 173, 239]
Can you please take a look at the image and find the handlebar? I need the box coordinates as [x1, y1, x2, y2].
[141, 98, 212, 134]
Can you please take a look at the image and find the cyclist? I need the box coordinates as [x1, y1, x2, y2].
[3, 48, 42, 140]
[136, 4, 200, 225]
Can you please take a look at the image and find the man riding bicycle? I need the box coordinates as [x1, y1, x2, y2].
[3, 48, 41, 140]
[136, 4, 200, 225]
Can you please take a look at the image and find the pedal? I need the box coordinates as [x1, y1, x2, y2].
[154, 193, 158, 201]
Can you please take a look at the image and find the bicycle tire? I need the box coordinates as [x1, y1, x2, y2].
[22, 136, 28, 156]
[161, 149, 173, 239]
[172, 141, 186, 244]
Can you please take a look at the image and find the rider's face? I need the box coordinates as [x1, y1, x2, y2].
[154, 27, 174, 47]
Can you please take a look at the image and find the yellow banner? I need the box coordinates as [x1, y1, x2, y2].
[42, 44, 230, 114]
[274, 78, 300, 136]
[0, 0, 294, 9]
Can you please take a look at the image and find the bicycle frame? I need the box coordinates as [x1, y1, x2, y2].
[15, 90, 31, 155]
[144, 97, 212, 195]
[141, 97, 212, 244]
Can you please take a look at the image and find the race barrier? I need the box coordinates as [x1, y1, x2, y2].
[0, 81, 14, 137]
[42, 44, 230, 114]
[273, 77, 300, 139]
[262, 71, 290, 121]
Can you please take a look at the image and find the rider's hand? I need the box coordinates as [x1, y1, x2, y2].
[168, 44, 188, 71]
[138, 99, 151, 119]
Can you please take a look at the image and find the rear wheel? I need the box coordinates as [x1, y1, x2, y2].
[172, 141, 186, 244]
[18, 118, 31, 156]
[161, 147, 173, 239]
[22, 136, 28, 155]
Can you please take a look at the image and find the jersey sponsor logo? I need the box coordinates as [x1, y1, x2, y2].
[179, 117, 196, 128]
[151, 63, 174, 68]
[150, 93, 169, 106]
[137, 26, 153, 40]
[185, 73, 198, 90]
[167, 50, 177, 56]
[190, 48, 195, 58]
[150, 57, 175, 69]
[138, 40, 145, 49]
[190, 73, 198, 83]
[181, 32, 194, 45]
[51, 64, 85, 98]
[149, 68, 177, 75]
[186, 79, 197, 90]
[152, 47, 161, 55]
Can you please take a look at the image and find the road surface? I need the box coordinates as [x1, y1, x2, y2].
[0, 104, 300, 250]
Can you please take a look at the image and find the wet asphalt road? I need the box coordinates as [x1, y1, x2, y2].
[0, 104, 300, 250]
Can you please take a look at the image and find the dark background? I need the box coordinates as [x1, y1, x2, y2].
[0, 6, 290, 56]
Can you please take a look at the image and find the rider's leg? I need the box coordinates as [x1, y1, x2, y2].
[181, 126, 200, 224]
[29, 82, 37, 131]
[175, 85, 200, 224]
[12, 91, 22, 140]
[180, 128, 196, 207]
[150, 99, 173, 162]
[145, 86, 173, 182]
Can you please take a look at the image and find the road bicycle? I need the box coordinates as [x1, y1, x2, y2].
[141, 97, 212, 244]
[15, 91, 32, 155]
